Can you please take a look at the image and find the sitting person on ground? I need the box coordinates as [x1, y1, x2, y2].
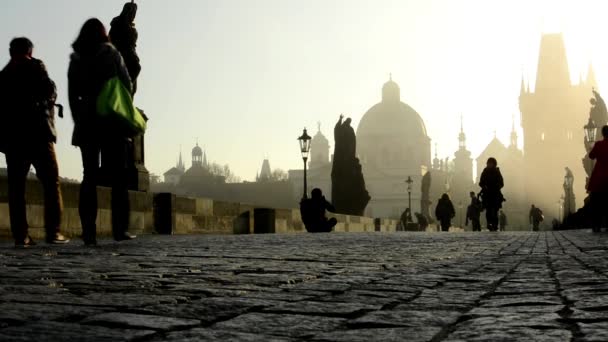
[300, 188, 337, 233]
[435, 193, 455, 232]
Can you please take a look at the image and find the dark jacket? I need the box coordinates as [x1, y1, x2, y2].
[0, 58, 57, 150]
[68, 43, 132, 146]
[588, 139, 608, 193]
[466, 197, 482, 221]
[479, 167, 505, 209]
[301, 196, 335, 226]
[529, 207, 543, 223]
[435, 196, 455, 221]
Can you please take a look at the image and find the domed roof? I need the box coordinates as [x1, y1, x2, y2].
[192, 143, 203, 156]
[357, 78, 428, 139]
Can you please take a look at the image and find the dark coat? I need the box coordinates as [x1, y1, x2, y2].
[68, 43, 132, 147]
[0, 58, 57, 150]
[466, 197, 482, 221]
[435, 197, 455, 221]
[588, 139, 608, 193]
[479, 166, 505, 209]
[300, 196, 335, 226]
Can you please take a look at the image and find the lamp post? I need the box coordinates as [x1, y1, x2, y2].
[298, 128, 312, 199]
[563, 169, 574, 218]
[405, 176, 413, 219]
[558, 194, 564, 223]
[584, 117, 597, 151]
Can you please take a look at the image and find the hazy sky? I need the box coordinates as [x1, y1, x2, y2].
[1, 0, 607, 181]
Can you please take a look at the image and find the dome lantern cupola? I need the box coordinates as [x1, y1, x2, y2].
[382, 74, 400, 103]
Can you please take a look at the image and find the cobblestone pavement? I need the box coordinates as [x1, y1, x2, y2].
[1, 231, 608, 341]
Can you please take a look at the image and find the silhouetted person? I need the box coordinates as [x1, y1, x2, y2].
[400, 208, 412, 229]
[435, 193, 455, 232]
[68, 19, 136, 245]
[499, 210, 507, 231]
[109, 2, 141, 95]
[415, 212, 428, 230]
[300, 188, 337, 233]
[529, 204, 543, 231]
[479, 157, 504, 231]
[0, 37, 69, 247]
[465, 191, 482, 232]
[587, 125, 608, 232]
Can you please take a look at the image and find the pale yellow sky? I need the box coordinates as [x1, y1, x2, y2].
[1, 0, 607, 182]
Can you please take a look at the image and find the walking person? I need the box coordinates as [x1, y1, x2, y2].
[529, 205, 544, 232]
[465, 191, 482, 232]
[499, 210, 508, 231]
[68, 19, 136, 245]
[479, 157, 505, 232]
[587, 125, 608, 232]
[435, 193, 455, 232]
[0, 37, 69, 247]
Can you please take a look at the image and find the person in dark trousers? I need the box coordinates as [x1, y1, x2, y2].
[0, 37, 69, 247]
[465, 191, 482, 232]
[529, 204, 543, 232]
[435, 193, 455, 232]
[499, 210, 507, 231]
[479, 157, 505, 232]
[300, 188, 337, 233]
[68, 19, 136, 245]
[587, 125, 608, 232]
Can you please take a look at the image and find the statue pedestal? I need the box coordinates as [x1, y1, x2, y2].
[127, 127, 150, 192]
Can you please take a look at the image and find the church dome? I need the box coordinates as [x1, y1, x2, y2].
[357, 78, 428, 140]
[311, 128, 329, 148]
[356, 77, 430, 169]
[192, 144, 203, 157]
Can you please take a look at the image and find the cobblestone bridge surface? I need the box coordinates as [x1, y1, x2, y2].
[1, 231, 608, 341]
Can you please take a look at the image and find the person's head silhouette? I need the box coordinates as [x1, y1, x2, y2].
[486, 157, 497, 168]
[602, 125, 608, 139]
[311, 188, 323, 199]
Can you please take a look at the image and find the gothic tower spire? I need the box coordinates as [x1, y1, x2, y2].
[510, 114, 518, 148]
[535, 33, 571, 92]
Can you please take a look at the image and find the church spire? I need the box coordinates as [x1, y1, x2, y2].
[177, 145, 185, 172]
[587, 62, 598, 90]
[433, 143, 440, 170]
[520, 74, 526, 96]
[510, 114, 518, 148]
[535, 33, 571, 92]
[458, 114, 466, 150]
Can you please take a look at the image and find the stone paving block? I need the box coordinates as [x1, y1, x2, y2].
[82, 312, 200, 331]
[311, 327, 440, 342]
[349, 310, 460, 328]
[212, 313, 346, 338]
[262, 300, 380, 316]
[0, 303, 109, 325]
[445, 326, 572, 341]
[579, 322, 608, 341]
[151, 328, 293, 342]
[0, 321, 155, 341]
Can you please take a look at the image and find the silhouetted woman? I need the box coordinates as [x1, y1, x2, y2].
[588, 125, 608, 232]
[435, 193, 455, 232]
[68, 18, 135, 245]
[479, 157, 504, 231]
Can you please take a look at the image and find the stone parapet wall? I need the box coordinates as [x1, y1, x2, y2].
[0, 176, 399, 240]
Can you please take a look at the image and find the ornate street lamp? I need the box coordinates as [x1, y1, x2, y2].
[298, 128, 312, 199]
[584, 117, 597, 150]
[405, 176, 413, 219]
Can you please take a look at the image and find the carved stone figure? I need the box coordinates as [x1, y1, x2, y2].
[420, 171, 432, 219]
[331, 115, 370, 215]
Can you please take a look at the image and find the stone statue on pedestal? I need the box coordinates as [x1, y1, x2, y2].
[109, 1, 149, 191]
[331, 115, 370, 216]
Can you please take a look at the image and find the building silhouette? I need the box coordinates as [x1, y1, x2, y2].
[163, 148, 186, 185]
[357, 76, 431, 218]
[519, 33, 596, 219]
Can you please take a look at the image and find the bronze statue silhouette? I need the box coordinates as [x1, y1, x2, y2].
[590, 89, 608, 130]
[331, 115, 370, 216]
